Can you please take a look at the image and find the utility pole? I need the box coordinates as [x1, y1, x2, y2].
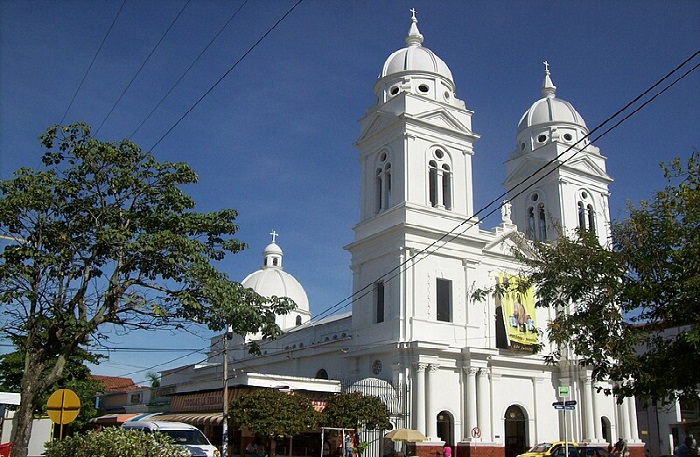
[222, 331, 232, 457]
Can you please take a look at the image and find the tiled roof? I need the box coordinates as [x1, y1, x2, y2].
[90, 375, 141, 392]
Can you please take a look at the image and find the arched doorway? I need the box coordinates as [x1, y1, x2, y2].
[437, 410, 454, 446]
[601, 416, 612, 444]
[504, 405, 527, 457]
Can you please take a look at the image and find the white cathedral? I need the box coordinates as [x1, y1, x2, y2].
[161, 12, 641, 457]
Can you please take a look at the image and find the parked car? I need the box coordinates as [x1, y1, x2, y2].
[121, 420, 220, 457]
[518, 442, 580, 457]
[575, 446, 612, 457]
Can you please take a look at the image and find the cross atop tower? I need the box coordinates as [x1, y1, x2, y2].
[410, 8, 417, 21]
[270, 230, 278, 243]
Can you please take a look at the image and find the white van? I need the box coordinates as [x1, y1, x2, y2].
[121, 420, 220, 457]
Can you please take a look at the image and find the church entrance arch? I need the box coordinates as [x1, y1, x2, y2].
[504, 405, 527, 457]
[437, 410, 454, 446]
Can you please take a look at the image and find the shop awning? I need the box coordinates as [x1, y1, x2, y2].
[89, 413, 139, 425]
[154, 413, 224, 426]
[89, 412, 163, 425]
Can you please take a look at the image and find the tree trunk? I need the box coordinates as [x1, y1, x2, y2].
[10, 391, 39, 457]
[10, 355, 46, 457]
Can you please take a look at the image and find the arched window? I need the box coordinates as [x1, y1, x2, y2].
[577, 191, 596, 234]
[384, 163, 392, 209]
[587, 204, 596, 235]
[429, 160, 438, 207]
[442, 164, 452, 210]
[578, 202, 586, 229]
[538, 203, 547, 241]
[295, 315, 302, 326]
[315, 369, 329, 380]
[375, 152, 392, 213]
[376, 168, 383, 213]
[428, 149, 453, 210]
[527, 207, 536, 241]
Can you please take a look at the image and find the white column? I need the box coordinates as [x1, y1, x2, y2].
[426, 364, 438, 441]
[626, 397, 640, 442]
[617, 401, 630, 441]
[466, 368, 478, 440]
[414, 363, 427, 434]
[477, 368, 491, 441]
[582, 378, 595, 442]
[592, 382, 603, 442]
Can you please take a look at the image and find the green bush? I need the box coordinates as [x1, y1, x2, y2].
[44, 426, 190, 457]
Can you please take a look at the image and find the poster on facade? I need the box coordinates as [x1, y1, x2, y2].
[499, 274, 538, 352]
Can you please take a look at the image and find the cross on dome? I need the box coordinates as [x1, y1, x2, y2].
[270, 230, 279, 243]
[406, 8, 424, 47]
[541, 60, 557, 98]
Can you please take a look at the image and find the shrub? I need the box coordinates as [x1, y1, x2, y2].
[44, 426, 190, 457]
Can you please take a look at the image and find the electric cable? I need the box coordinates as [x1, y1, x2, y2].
[129, 0, 249, 139]
[94, 0, 192, 136]
[59, 0, 127, 125]
[148, 0, 305, 151]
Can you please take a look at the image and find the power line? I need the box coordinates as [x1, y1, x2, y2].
[94, 0, 192, 136]
[148, 0, 305, 152]
[59, 0, 127, 125]
[129, 0, 249, 140]
[309, 48, 700, 323]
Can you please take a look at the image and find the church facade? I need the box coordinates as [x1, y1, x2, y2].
[162, 13, 641, 457]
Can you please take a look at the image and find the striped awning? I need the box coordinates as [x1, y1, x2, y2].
[153, 412, 224, 426]
[89, 413, 138, 424]
[89, 412, 163, 424]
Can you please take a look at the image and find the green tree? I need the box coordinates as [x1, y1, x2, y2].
[145, 371, 161, 388]
[44, 427, 190, 457]
[230, 388, 320, 456]
[503, 155, 699, 404]
[0, 343, 103, 436]
[0, 123, 295, 457]
[320, 391, 391, 431]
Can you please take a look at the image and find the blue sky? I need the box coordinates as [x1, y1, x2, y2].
[1, 0, 698, 383]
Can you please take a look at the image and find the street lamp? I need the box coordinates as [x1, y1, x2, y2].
[222, 330, 232, 457]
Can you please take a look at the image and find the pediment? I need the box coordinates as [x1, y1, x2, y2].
[356, 112, 400, 144]
[483, 229, 533, 259]
[503, 154, 610, 186]
[563, 155, 611, 181]
[413, 109, 475, 136]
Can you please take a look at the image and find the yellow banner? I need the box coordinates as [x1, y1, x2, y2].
[499, 274, 538, 350]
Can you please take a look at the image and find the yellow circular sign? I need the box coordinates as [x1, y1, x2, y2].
[46, 389, 81, 424]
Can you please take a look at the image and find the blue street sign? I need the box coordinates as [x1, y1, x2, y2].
[564, 406, 575, 410]
[554, 405, 565, 410]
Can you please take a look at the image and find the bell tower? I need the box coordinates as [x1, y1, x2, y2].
[346, 12, 479, 340]
[503, 63, 613, 244]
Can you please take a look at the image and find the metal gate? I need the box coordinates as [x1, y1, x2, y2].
[341, 378, 409, 457]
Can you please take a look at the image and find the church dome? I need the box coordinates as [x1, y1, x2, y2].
[514, 63, 592, 155]
[380, 14, 453, 82]
[517, 63, 588, 135]
[241, 233, 310, 314]
[373, 11, 462, 108]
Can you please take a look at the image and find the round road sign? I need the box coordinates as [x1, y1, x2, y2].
[46, 389, 81, 424]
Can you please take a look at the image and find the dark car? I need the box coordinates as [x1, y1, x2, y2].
[575, 446, 612, 457]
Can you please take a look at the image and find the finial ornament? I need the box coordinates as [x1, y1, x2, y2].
[270, 230, 278, 243]
[406, 7, 424, 46]
[541, 60, 556, 98]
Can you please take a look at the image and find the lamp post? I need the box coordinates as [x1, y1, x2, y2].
[222, 331, 232, 457]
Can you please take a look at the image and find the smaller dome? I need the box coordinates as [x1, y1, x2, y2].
[380, 12, 453, 82]
[517, 63, 588, 135]
[241, 232, 310, 314]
